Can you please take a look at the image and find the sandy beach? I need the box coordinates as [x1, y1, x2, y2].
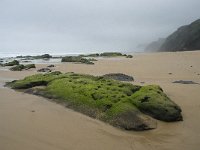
[0, 51, 200, 150]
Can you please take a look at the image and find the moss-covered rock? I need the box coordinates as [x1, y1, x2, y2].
[100, 52, 123, 57]
[130, 85, 182, 121]
[24, 64, 36, 70]
[79, 52, 132, 58]
[61, 56, 94, 64]
[4, 60, 19, 66]
[10, 65, 25, 71]
[6, 72, 182, 130]
[9, 64, 36, 71]
[33, 54, 52, 59]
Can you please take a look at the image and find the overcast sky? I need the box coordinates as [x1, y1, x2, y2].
[0, 0, 200, 55]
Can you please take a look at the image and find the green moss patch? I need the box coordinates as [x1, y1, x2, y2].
[4, 60, 19, 66]
[10, 64, 36, 71]
[6, 72, 182, 130]
[61, 56, 94, 64]
[130, 85, 182, 121]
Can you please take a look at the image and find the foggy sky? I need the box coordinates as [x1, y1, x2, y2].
[0, 0, 200, 55]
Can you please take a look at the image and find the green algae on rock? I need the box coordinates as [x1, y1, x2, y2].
[4, 60, 19, 66]
[61, 56, 94, 64]
[6, 72, 182, 130]
[10, 64, 36, 71]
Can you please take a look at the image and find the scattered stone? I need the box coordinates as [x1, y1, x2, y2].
[172, 80, 199, 84]
[140, 82, 145, 84]
[31, 110, 35, 112]
[190, 65, 193, 67]
[126, 55, 133, 58]
[47, 64, 55, 67]
[37, 68, 51, 72]
[103, 73, 134, 81]
[168, 73, 172, 75]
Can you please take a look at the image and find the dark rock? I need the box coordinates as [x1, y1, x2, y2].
[126, 55, 133, 58]
[172, 80, 199, 84]
[37, 68, 51, 72]
[4, 60, 19, 66]
[100, 52, 123, 57]
[24, 64, 36, 70]
[22, 60, 31, 63]
[49, 71, 62, 75]
[33, 54, 52, 59]
[168, 73, 172, 75]
[61, 56, 94, 65]
[10, 65, 25, 71]
[47, 64, 55, 67]
[10, 64, 36, 71]
[103, 73, 134, 81]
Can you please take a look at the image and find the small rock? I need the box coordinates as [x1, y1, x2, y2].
[31, 110, 35, 112]
[126, 55, 133, 58]
[47, 64, 55, 68]
[168, 73, 172, 75]
[37, 68, 51, 72]
[172, 80, 199, 84]
[103, 73, 134, 81]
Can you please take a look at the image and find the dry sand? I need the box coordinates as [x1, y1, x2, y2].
[0, 51, 200, 150]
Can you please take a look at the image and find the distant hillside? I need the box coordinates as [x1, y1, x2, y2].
[145, 38, 165, 52]
[146, 19, 200, 52]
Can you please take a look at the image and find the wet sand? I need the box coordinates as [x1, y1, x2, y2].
[0, 51, 200, 150]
